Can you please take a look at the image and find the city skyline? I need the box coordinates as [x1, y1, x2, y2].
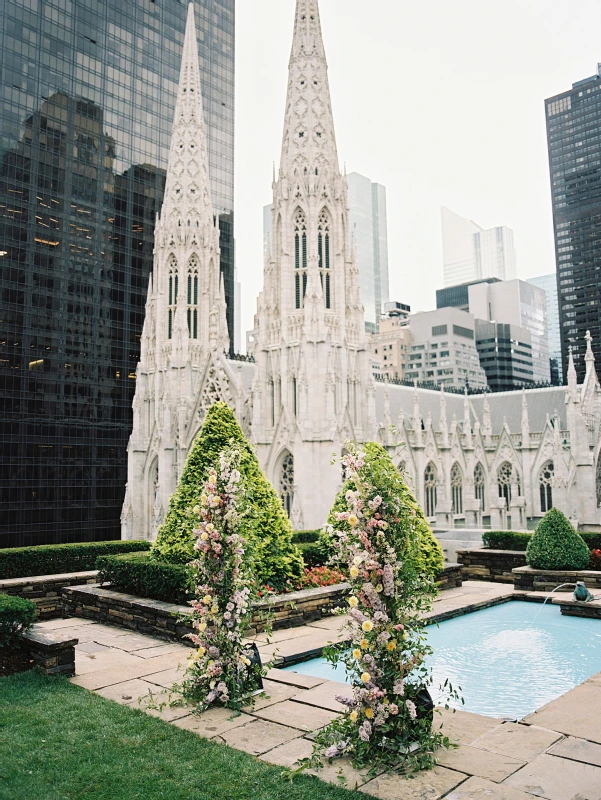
[235, 0, 601, 342]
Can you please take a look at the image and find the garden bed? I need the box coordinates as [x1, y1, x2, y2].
[0, 647, 34, 677]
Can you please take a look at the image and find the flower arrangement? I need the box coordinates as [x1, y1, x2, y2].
[180, 447, 265, 711]
[309, 442, 458, 774]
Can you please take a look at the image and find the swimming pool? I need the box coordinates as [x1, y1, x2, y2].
[282, 601, 601, 719]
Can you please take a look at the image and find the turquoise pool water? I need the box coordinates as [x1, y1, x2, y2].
[282, 601, 601, 719]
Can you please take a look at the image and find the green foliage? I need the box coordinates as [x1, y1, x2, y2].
[526, 508, 590, 570]
[152, 402, 303, 589]
[583, 533, 601, 551]
[291, 530, 321, 544]
[96, 553, 193, 603]
[0, 671, 365, 800]
[323, 442, 444, 580]
[482, 531, 533, 551]
[0, 594, 36, 648]
[0, 540, 151, 580]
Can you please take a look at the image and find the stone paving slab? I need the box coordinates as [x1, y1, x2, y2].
[522, 682, 601, 743]
[444, 776, 534, 800]
[265, 667, 326, 690]
[252, 699, 338, 732]
[306, 614, 349, 631]
[291, 680, 349, 713]
[253, 627, 322, 644]
[95, 678, 157, 705]
[503, 752, 601, 800]
[436, 743, 526, 783]
[142, 666, 186, 689]
[259, 628, 343, 662]
[74, 649, 144, 676]
[133, 643, 192, 659]
[75, 641, 112, 654]
[436, 708, 504, 746]
[70, 652, 187, 690]
[219, 719, 303, 756]
[258, 737, 314, 767]
[36, 617, 96, 630]
[171, 708, 255, 738]
[243, 679, 304, 711]
[359, 765, 468, 800]
[470, 722, 563, 761]
[547, 735, 601, 767]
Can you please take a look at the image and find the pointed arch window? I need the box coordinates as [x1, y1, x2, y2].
[539, 461, 554, 513]
[424, 463, 437, 518]
[167, 255, 178, 339]
[474, 462, 486, 511]
[187, 255, 199, 339]
[280, 452, 294, 517]
[294, 209, 307, 309]
[497, 461, 513, 509]
[451, 463, 463, 514]
[318, 209, 331, 309]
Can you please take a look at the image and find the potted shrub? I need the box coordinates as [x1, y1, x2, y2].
[526, 508, 590, 571]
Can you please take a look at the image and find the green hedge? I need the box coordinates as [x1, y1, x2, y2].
[483, 529, 601, 553]
[96, 553, 192, 604]
[291, 530, 321, 544]
[0, 540, 151, 580]
[526, 508, 590, 570]
[0, 594, 36, 648]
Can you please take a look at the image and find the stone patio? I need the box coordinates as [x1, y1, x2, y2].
[34, 580, 601, 799]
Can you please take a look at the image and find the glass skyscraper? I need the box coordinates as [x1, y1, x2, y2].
[527, 274, 562, 385]
[546, 65, 601, 382]
[0, 0, 234, 548]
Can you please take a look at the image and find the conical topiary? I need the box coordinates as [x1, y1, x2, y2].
[526, 507, 590, 570]
[321, 442, 444, 580]
[152, 402, 303, 589]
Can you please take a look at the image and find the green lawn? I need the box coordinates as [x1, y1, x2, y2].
[0, 671, 363, 800]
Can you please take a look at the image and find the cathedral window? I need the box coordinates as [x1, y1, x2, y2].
[318, 209, 331, 309]
[292, 377, 297, 417]
[294, 209, 308, 309]
[187, 255, 199, 339]
[424, 463, 437, 518]
[279, 452, 294, 517]
[497, 461, 514, 509]
[474, 462, 486, 511]
[539, 461, 554, 513]
[167, 255, 177, 340]
[451, 463, 463, 515]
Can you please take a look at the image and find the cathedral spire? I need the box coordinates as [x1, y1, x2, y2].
[280, 0, 339, 179]
[159, 2, 215, 229]
[567, 345, 578, 400]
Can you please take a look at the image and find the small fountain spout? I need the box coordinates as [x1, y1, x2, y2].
[531, 583, 576, 624]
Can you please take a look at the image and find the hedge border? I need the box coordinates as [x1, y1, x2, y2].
[96, 552, 192, 603]
[482, 530, 601, 552]
[0, 540, 151, 580]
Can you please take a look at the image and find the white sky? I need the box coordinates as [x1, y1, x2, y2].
[234, 0, 601, 347]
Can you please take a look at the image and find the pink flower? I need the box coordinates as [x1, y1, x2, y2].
[406, 699, 417, 720]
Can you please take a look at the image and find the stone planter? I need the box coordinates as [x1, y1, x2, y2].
[0, 571, 99, 619]
[513, 566, 601, 592]
[552, 597, 601, 620]
[457, 550, 527, 583]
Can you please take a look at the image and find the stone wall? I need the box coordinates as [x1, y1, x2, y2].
[22, 626, 78, 676]
[0, 571, 99, 619]
[457, 550, 527, 583]
[513, 566, 601, 592]
[552, 597, 601, 620]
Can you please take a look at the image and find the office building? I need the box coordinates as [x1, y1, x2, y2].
[436, 278, 500, 312]
[468, 280, 551, 385]
[404, 308, 487, 390]
[527, 274, 562, 385]
[371, 317, 411, 381]
[441, 207, 517, 287]
[475, 321, 534, 391]
[546, 66, 601, 381]
[0, 0, 235, 548]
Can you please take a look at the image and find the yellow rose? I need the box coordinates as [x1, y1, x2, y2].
[387, 640, 397, 651]
[200, 493, 208, 506]
[197, 646, 206, 657]
[360, 672, 371, 684]
[348, 514, 358, 527]
[375, 584, 383, 593]
[203, 595, 212, 604]
[198, 622, 207, 632]
[362, 620, 373, 632]
[349, 566, 359, 579]
[383, 698, 390, 706]
[364, 707, 374, 719]
[350, 710, 358, 723]
[348, 596, 359, 608]
[352, 649, 362, 660]
[200, 532, 209, 541]
[360, 639, 369, 650]
[211, 605, 219, 614]
[208, 474, 217, 485]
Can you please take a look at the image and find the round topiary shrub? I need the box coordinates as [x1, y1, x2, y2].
[152, 402, 303, 590]
[321, 442, 444, 581]
[526, 507, 590, 571]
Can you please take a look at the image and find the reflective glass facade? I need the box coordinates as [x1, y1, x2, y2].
[0, 0, 235, 547]
[546, 67, 601, 381]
